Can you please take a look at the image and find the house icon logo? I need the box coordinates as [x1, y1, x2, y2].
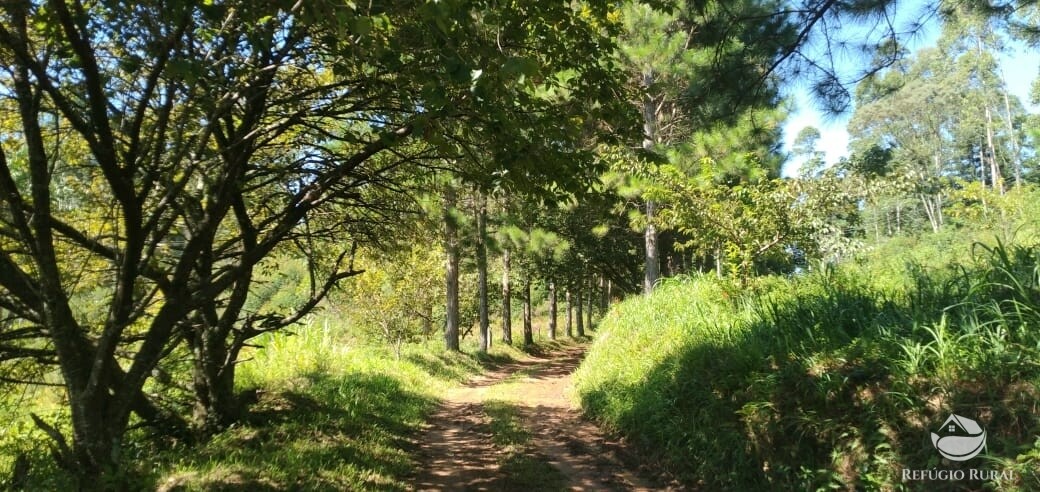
[930, 414, 986, 461]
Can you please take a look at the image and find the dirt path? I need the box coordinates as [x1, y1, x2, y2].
[412, 344, 662, 491]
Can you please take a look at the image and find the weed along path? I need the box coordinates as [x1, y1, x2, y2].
[412, 343, 660, 491]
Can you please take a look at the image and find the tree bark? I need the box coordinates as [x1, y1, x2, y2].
[444, 186, 460, 351]
[895, 202, 902, 234]
[191, 327, 239, 434]
[476, 193, 489, 353]
[985, 104, 1003, 193]
[919, 193, 941, 233]
[644, 201, 660, 294]
[1002, 86, 1022, 187]
[523, 276, 533, 346]
[642, 70, 660, 295]
[715, 245, 723, 278]
[548, 280, 557, 340]
[565, 289, 573, 338]
[501, 249, 512, 345]
[585, 277, 594, 331]
[575, 287, 585, 337]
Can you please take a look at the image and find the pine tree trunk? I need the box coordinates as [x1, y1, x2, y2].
[523, 277, 533, 346]
[642, 70, 660, 295]
[645, 201, 659, 294]
[548, 280, 557, 340]
[566, 289, 573, 338]
[476, 193, 489, 353]
[444, 186, 460, 351]
[585, 278, 594, 331]
[576, 287, 585, 337]
[501, 249, 512, 345]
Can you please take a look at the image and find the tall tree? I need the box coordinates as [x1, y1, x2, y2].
[0, 0, 637, 481]
[501, 248, 513, 345]
[617, 0, 797, 292]
[443, 184, 461, 351]
[848, 7, 1029, 233]
[548, 280, 558, 340]
[522, 276, 534, 346]
[475, 192, 490, 352]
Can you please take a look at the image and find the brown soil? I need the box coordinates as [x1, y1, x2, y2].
[412, 344, 669, 491]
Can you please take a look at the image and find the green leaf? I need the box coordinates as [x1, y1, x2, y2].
[502, 57, 540, 79]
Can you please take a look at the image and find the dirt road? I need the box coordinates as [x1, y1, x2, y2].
[412, 344, 662, 491]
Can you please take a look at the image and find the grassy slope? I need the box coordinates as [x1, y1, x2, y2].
[574, 236, 1040, 490]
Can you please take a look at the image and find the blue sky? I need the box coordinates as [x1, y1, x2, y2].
[780, 9, 1040, 176]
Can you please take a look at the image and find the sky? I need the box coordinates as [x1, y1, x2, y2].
[780, 7, 1040, 177]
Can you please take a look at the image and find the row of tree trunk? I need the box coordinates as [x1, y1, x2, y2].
[442, 189, 611, 350]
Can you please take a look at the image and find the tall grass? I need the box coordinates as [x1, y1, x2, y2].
[147, 316, 521, 491]
[1, 313, 521, 490]
[574, 238, 1040, 490]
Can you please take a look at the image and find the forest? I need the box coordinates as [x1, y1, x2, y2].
[1, 0, 1040, 490]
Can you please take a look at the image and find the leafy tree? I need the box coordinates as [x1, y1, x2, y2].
[848, 6, 1029, 233]
[792, 126, 827, 178]
[0, 0, 634, 481]
[617, 0, 799, 292]
[344, 245, 443, 358]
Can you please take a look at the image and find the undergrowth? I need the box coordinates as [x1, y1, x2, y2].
[1, 317, 538, 491]
[574, 238, 1040, 490]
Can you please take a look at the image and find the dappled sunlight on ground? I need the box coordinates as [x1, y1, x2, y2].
[413, 344, 667, 491]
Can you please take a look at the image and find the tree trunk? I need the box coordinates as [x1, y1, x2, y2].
[548, 280, 557, 340]
[715, 245, 723, 278]
[644, 201, 660, 294]
[501, 249, 512, 345]
[935, 193, 944, 228]
[985, 104, 1003, 193]
[191, 328, 240, 434]
[575, 287, 585, 337]
[979, 142, 988, 187]
[586, 278, 594, 331]
[422, 305, 433, 340]
[444, 186, 460, 351]
[566, 289, 573, 338]
[642, 70, 660, 295]
[1002, 86, 1022, 187]
[476, 193, 489, 353]
[919, 193, 941, 233]
[895, 202, 901, 234]
[523, 276, 533, 346]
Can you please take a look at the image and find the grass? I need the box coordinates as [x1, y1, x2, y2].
[148, 322, 533, 491]
[0, 314, 535, 491]
[574, 236, 1040, 490]
[0, 305, 586, 490]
